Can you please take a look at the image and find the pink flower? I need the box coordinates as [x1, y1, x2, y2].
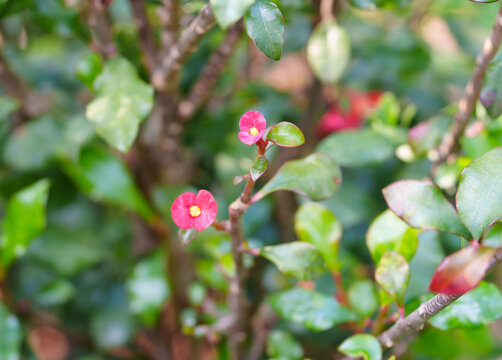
[238, 111, 267, 145]
[171, 190, 217, 231]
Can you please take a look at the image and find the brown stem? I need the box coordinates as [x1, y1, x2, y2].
[332, 271, 348, 305]
[435, 3, 502, 166]
[151, 4, 215, 92]
[0, 52, 49, 126]
[130, 0, 157, 73]
[377, 247, 502, 349]
[228, 197, 249, 360]
[87, 0, 117, 58]
[320, 0, 335, 21]
[178, 21, 244, 120]
[158, 0, 181, 52]
[226, 143, 266, 359]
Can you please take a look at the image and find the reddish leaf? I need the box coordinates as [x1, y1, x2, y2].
[429, 246, 496, 296]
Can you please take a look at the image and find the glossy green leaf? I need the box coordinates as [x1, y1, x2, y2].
[317, 129, 396, 167]
[349, 0, 411, 10]
[383, 180, 471, 239]
[178, 228, 198, 247]
[254, 153, 341, 202]
[211, 0, 255, 29]
[338, 334, 382, 360]
[0, 97, 19, 119]
[429, 282, 502, 330]
[456, 147, 502, 240]
[266, 122, 305, 147]
[244, 0, 284, 60]
[1, 179, 50, 268]
[266, 330, 304, 360]
[126, 251, 170, 326]
[307, 20, 350, 84]
[366, 210, 419, 264]
[269, 287, 359, 331]
[0, 301, 22, 360]
[250, 157, 268, 181]
[64, 146, 155, 221]
[294, 202, 342, 271]
[347, 279, 379, 318]
[75, 52, 103, 88]
[86, 57, 153, 152]
[260, 242, 326, 281]
[375, 251, 409, 306]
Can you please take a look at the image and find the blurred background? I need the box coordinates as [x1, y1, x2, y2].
[1, 0, 502, 359]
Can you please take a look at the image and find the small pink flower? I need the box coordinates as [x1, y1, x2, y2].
[238, 111, 267, 145]
[171, 190, 217, 231]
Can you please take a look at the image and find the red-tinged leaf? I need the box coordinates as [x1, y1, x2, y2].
[429, 246, 496, 296]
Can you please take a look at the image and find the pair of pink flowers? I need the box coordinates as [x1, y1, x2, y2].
[171, 111, 266, 231]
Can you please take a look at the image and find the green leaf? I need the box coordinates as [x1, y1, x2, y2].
[244, 0, 284, 60]
[347, 279, 379, 318]
[338, 334, 382, 360]
[90, 308, 136, 349]
[375, 251, 409, 306]
[75, 52, 103, 88]
[0, 301, 22, 360]
[316, 129, 396, 167]
[86, 57, 154, 152]
[266, 122, 305, 147]
[429, 282, 502, 330]
[260, 242, 326, 281]
[178, 228, 198, 247]
[211, 0, 256, 29]
[64, 146, 155, 221]
[269, 287, 359, 331]
[36, 280, 75, 307]
[266, 330, 304, 360]
[254, 153, 342, 202]
[126, 251, 170, 326]
[1, 179, 50, 268]
[307, 20, 350, 84]
[366, 210, 419, 264]
[294, 202, 342, 271]
[250, 157, 268, 181]
[408, 115, 452, 156]
[349, 0, 411, 10]
[456, 147, 502, 240]
[3, 116, 62, 170]
[383, 180, 471, 239]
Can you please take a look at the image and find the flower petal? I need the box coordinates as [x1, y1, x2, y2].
[239, 131, 260, 145]
[194, 190, 217, 231]
[171, 192, 196, 229]
[239, 111, 266, 132]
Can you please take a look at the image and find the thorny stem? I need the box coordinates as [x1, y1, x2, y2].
[226, 140, 267, 360]
[434, 3, 502, 168]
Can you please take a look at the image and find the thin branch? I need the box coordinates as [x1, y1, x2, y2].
[0, 52, 49, 125]
[151, 4, 215, 92]
[130, 0, 157, 73]
[377, 247, 502, 349]
[435, 3, 502, 165]
[158, 0, 181, 52]
[178, 21, 244, 120]
[320, 0, 335, 21]
[226, 142, 266, 360]
[87, 0, 117, 57]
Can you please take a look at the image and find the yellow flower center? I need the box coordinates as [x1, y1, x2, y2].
[189, 205, 201, 218]
[249, 127, 259, 136]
